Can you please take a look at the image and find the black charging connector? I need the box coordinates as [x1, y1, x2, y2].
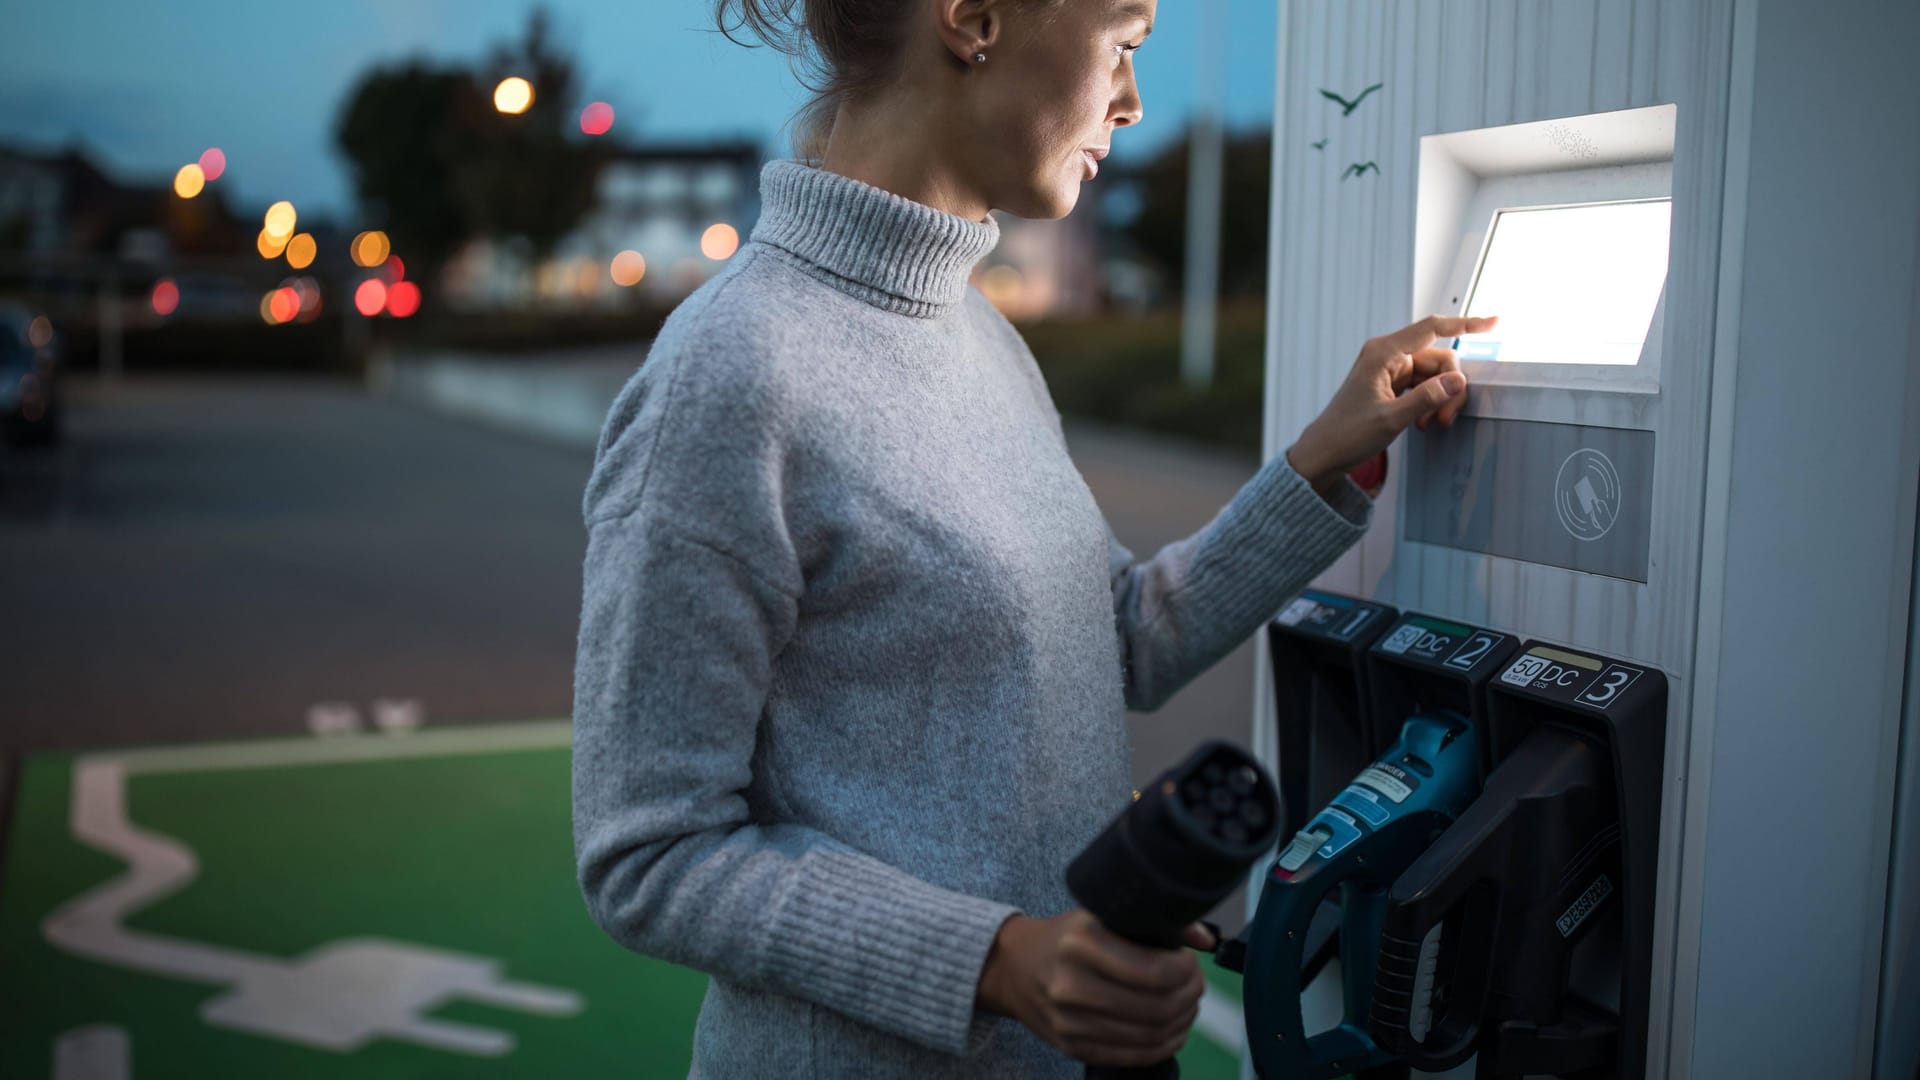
[1067, 740, 1283, 1080]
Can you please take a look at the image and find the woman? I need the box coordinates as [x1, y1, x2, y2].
[572, 1, 1488, 1075]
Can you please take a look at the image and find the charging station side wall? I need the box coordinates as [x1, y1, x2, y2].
[1682, 4, 1920, 1078]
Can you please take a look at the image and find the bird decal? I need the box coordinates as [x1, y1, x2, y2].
[1321, 82, 1383, 116]
[1311, 137, 1329, 151]
[1341, 162, 1380, 180]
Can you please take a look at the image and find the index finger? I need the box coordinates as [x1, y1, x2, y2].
[1381, 314, 1499, 356]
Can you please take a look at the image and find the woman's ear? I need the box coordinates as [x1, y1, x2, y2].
[934, 0, 1001, 65]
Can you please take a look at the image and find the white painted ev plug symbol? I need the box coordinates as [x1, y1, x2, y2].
[199, 937, 581, 1054]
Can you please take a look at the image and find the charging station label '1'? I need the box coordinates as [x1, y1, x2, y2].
[1355, 761, 1419, 803]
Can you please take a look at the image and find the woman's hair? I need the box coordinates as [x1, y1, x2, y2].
[714, 0, 1066, 165]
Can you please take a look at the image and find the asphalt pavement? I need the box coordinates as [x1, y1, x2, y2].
[1, 369, 1268, 927]
[0, 375, 591, 754]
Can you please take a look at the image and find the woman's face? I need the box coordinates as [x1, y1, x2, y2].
[975, 0, 1151, 219]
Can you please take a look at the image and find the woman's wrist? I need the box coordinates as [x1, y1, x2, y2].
[1285, 439, 1338, 494]
[976, 913, 1032, 1017]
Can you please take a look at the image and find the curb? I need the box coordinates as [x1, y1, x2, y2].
[367, 345, 648, 450]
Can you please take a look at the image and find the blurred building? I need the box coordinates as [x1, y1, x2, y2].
[433, 135, 1167, 319]
[976, 164, 1169, 321]
[437, 137, 1170, 320]
[0, 144, 250, 261]
[440, 139, 761, 311]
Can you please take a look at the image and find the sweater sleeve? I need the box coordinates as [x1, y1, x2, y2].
[977, 289, 1374, 711]
[1105, 453, 1372, 711]
[572, 337, 1017, 1058]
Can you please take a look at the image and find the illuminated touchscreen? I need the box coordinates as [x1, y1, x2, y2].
[1456, 199, 1671, 366]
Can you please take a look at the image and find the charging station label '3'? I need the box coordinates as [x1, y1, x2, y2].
[1500, 647, 1645, 711]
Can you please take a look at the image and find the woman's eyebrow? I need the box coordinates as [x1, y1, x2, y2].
[1114, 1, 1154, 35]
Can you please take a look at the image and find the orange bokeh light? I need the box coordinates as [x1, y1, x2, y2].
[150, 279, 179, 317]
[198, 148, 226, 181]
[385, 281, 421, 318]
[286, 232, 317, 270]
[27, 316, 52, 347]
[610, 250, 646, 287]
[701, 224, 740, 260]
[352, 231, 391, 268]
[354, 279, 389, 317]
[257, 228, 289, 259]
[173, 164, 205, 199]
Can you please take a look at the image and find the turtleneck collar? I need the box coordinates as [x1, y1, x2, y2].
[747, 159, 1002, 319]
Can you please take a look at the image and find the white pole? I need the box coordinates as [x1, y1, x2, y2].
[1180, 0, 1229, 390]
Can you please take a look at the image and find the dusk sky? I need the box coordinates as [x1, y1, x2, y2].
[0, 0, 1281, 227]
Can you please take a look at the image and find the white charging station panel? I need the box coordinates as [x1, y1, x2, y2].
[1261, 5, 1920, 1078]
[1260, 10, 1731, 1078]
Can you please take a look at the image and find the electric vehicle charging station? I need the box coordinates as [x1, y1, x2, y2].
[1248, 3, 1920, 1077]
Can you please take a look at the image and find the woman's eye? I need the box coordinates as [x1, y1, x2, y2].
[1116, 42, 1140, 61]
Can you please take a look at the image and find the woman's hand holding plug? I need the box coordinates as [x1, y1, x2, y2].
[1285, 315, 1498, 494]
[977, 909, 1215, 1067]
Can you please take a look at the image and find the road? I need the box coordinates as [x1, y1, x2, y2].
[1, 373, 1270, 926]
[1, 376, 590, 754]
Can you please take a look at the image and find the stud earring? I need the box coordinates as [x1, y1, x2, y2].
[974, 52, 987, 63]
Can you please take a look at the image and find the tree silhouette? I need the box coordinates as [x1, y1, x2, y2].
[1125, 125, 1275, 299]
[459, 8, 604, 259]
[334, 8, 603, 287]
[335, 64, 482, 284]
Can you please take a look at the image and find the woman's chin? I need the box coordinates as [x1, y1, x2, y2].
[1052, 186, 1082, 218]
[1031, 182, 1082, 221]
[993, 172, 1081, 221]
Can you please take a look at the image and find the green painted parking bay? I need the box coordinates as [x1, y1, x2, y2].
[0, 722, 1244, 1078]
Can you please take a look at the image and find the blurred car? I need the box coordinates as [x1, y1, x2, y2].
[0, 302, 62, 447]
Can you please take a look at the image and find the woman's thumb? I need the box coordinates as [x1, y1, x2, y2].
[1396, 371, 1465, 425]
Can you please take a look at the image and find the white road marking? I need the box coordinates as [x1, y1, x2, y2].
[370, 697, 425, 735]
[304, 701, 361, 738]
[91, 719, 571, 776]
[1195, 984, 1245, 1054]
[40, 721, 582, 1055]
[53, 1025, 129, 1080]
[40, 721, 1241, 1059]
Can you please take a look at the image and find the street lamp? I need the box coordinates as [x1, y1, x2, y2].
[494, 77, 533, 115]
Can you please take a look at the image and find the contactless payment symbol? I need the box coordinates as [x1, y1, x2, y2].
[1554, 448, 1622, 542]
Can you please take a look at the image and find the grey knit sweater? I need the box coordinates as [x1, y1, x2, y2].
[572, 159, 1371, 1078]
